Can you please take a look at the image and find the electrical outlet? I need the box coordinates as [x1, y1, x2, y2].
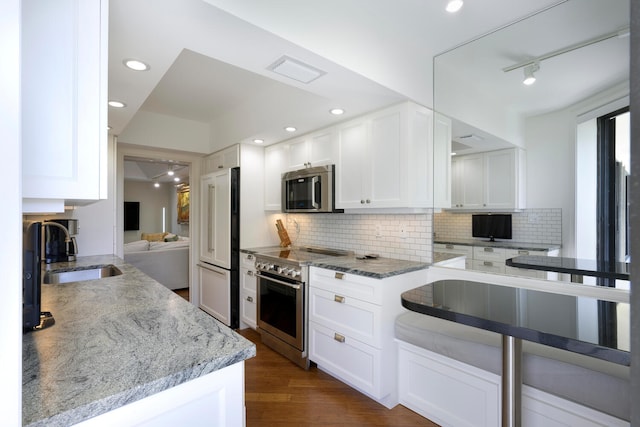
[375, 224, 382, 238]
[399, 224, 407, 239]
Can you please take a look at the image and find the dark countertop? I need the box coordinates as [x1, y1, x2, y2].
[435, 238, 560, 252]
[401, 280, 630, 366]
[506, 255, 630, 281]
[23, 255, 256, 427]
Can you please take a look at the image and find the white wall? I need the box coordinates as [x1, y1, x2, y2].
[2, 0, 23, 423]
[123, 181, 173, 243]
[118, 110, 211, 153]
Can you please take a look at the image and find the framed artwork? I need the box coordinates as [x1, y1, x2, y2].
[177, 186, 190, 224]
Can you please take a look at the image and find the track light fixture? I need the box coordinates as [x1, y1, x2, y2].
[523, 62, 540, 86]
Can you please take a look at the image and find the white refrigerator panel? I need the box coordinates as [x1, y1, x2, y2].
[200, 169, 231, 268]
[199, 263, 231, 326]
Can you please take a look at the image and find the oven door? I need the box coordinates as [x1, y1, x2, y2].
[256, 271, 304, 351]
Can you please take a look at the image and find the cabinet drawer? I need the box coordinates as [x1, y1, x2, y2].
[309, 321, 382, 399]
[472, 247, 506, 262]
[504, 249, 547, 259]
[310, 267, 382, 305]
[471, 259, 506, 274]
[240, 290, 257, 329]
[241, 253, 256, 269]
[434, 243, 473, 258]
[309, 287, 382, 348]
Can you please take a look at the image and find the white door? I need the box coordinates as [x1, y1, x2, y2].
[199, 264, 231, 326]
[336, 120, 368, 208]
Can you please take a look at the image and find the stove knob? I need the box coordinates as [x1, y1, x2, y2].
[290, 270, 300, 278]
[267, 264, 275, 271]
[277, 266, 285, 274]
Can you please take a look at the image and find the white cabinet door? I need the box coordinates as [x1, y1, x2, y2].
[264, 144, 288, 210]
[484, 149, 516, 209]
[308, 129, 335, 167]
[240, 268, 257, 329]
[199, 170, 231, 268]
[453, 153, 484, 209]
[336, 120, 368, 208]
[199, 264, 231, 326]
[368, 106, 404, 207]
[203, 145, 240, 174]
[286, 137, 309, 170]
[22, 0, 107, 211]
[433, 113, 452, 208]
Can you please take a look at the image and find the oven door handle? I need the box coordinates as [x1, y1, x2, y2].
[256, 272, 302, 290]
[311, 176, 319, 210]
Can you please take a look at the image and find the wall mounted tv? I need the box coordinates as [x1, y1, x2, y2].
[472, 214, 512, 241]
[124, 201, 140, 231]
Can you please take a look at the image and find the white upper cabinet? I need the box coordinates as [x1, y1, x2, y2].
[336, 102, 434, 210]
[22, 0, 108, 213]
[264, 143, 289, 211]
[451, 148, 526, 210]
[433, 113, 452, 209]
[287, 129, 336, 171]
[202, 145, 239, 174]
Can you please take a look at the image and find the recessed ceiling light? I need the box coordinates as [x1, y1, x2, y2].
[108, 100, 126, 108]
[285, 126, 297, 132]
[253, 139, 264, 144]
[446, 0, 463, 13]
[330, 108, 345, 115]
[123, 59, 150, 71]
[154, 182, 160, 188]
[174, 177, 180, 182]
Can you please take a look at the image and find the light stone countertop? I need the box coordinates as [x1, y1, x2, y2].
[434, 238, 560, 252]
[311, 256, 428, 279]
[22, 255, 255, 427]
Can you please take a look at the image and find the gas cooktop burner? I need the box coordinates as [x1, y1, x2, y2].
[256, 247, 351, 265]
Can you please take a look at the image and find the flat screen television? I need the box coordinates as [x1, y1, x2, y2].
[472, 214, 512, 241]
[124, 201, 140, 231]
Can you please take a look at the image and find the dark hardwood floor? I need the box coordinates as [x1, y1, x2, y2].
[236, 328, 440, 427]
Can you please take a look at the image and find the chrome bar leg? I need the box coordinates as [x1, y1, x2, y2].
[502, 335, 522, 427]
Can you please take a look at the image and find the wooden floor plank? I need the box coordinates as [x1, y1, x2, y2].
[237, 328, 440, 427]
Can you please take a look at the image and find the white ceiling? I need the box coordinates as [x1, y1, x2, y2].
[124, 157, 190, 184]
[108, 0, 571, 150]
[109, 0, 628, 157]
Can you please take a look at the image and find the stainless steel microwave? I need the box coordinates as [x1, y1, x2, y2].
[282, 165, 341, 213]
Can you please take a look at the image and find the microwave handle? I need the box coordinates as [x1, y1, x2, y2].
[311, 176, 319, 210]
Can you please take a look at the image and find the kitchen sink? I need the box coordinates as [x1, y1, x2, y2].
[43, 265, 123, 284]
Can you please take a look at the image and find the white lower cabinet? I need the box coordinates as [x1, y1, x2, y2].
[240, 253, 257, 329]
[308, 266, 427, 408]
[199, 264, 231, 326]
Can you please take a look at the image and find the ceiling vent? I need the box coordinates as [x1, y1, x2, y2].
[457, 134, 484, 142]
[267, 56, 326, 84]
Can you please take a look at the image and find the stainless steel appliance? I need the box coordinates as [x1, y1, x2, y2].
[23, 220, 54, 331]
[198, 167, 240, 328]
[254, 247, 350, 369]
[43, 219, 78, 263]
[282, 164, 341, 213]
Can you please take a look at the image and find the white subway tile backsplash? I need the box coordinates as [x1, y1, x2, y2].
[284, 212, 433, 263]
[433, 209, 562, 245]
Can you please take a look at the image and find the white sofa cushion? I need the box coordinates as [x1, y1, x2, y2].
[149, 240, 190, 251]
[124, 240, 149, 253]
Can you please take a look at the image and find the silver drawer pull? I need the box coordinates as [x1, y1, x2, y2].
[247, 254, 254, 260]
[334, 272, 344, 280]
[484, 261, 493, 266]
[246, 296, 253, 303]
[518, 250, 529, 255]
[334, 295, 345, 303]
[445, 244, 454, 249]
[334, 333, 345, 343]
[247, 271, 254, 277]
[484, 247, 494, 252]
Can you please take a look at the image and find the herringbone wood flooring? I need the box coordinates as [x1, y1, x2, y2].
[237, 328, 440, 427]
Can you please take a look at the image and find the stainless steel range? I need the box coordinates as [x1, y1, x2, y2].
[254, 247, 350, 369]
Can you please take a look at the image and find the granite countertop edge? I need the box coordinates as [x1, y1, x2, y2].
[310, 257, 429, 279]
[23, 255, 256, 427]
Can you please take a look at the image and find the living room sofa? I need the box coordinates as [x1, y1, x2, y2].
[123, 234, 189, 290]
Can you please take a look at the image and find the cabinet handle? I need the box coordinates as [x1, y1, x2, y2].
[334, 295, 345, 303]
[484, 247, 494, 252]
[484, 261, 493, 266]
[518, 250, 529, 255]
[247, 254, 254, 260]
[360, 199, 365, 204]
[334, 333, 346, 343]
[446, 244, 454, 249]
[246, 296, 253, 303]
[366, 199, 371, 204]
[218, 165, 223, 169]
[334, 272, 344, 280]
[247, 271, 254, 277]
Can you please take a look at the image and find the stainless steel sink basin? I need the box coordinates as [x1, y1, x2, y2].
[43, 265, 123, 284]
